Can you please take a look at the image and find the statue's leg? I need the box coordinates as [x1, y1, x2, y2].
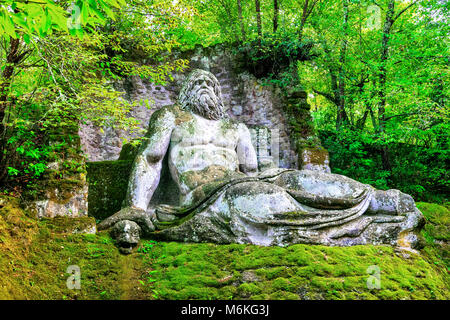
[367, 189, 416, 215]
[269, 170, 370, 208]
[270, 170, 367, 197]
[269, 169, 416, 214]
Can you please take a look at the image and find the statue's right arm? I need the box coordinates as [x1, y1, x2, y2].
[124, 108, 176, 211]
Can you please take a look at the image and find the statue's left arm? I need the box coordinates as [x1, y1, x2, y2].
[236, 123, 258, 175]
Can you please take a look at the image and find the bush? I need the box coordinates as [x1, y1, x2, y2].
[319, 129, 449, 203]
[234, 34, 315, 79]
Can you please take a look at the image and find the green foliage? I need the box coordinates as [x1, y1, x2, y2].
[235, 33, 315, 79]
[319, 129, 391, 190]
[0, 0, 192, 191]
[0, 0, 126, 40]
[416, 202, 449, 273]
[319, 129, 449, 202]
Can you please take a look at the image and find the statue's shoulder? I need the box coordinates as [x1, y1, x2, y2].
[150, 104, 177, 119]
[218, 118, 250, 136]
[220, 116, 242, 128]
[165, 104, 194, 125]
[148, 104, 192, 125]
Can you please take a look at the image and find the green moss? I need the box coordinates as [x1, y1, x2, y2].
[220, 118, 238, 135]
[136, 238, 449, 300]
[118, 141, 142, 161]
[416, 202, 449, 273]
[0, 197, 448, 300]
[86, 160, 133, 221]
[238, 283, 262, 296]
[417, 202, 449, 241]
[285, 92, 319, 150]
[39, 216, 96, 234]
[0, 196, 124, 299]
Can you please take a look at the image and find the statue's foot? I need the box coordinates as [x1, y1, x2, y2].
[368, 189, 416, 215]
[110, 220, 142, 254]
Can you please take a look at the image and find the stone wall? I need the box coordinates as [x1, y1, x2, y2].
[26, 121, 89, 218]
[79, 44, 327, 170]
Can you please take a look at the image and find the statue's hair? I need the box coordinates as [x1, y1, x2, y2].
[178, 69, 226, 120]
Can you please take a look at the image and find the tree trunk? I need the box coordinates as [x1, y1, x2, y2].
[255, 0, 262, 47]
[0, 37, 21, 183]
[0, 37, 20, 134]
[378, 0, 395, 171]
[298, 0, 310, 42]
[336, 0, 350, 130]
[237, 0, 246, 41]
[273, 0, 279, 33]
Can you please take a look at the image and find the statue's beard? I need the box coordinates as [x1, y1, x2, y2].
[188, 89, 225, 120]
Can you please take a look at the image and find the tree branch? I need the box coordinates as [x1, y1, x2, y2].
[313, 88, 338, 105]
[393, 0, 419, 22]
[384, 111, 420, 121]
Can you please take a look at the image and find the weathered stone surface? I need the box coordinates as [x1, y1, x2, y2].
[299, 147, 331, 173]
[26, 118, 89, 219]
[98, 207, 155, 235]
[27, 181, 88, 219]
[86, 160, 133, 220]
[150, 175, 424, 249]
[110, 220, 142, 254]
[98, 69, 424, 253]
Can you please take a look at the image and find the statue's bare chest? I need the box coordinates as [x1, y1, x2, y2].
[170, 114, 240, 149]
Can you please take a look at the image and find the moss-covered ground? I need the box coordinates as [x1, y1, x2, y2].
[0, 196, 448, 300]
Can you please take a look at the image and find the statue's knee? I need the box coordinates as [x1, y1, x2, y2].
[111, 220, 142, 254]
[368, 189, 416, 214]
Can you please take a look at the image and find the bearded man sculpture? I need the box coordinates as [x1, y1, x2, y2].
[98, 69, 424, 253]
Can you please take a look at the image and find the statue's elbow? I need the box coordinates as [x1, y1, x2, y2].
[143, 149, 165, 164]
[239, 163, 258, 175]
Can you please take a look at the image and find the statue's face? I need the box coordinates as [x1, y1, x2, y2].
[179, 69, 225, 120]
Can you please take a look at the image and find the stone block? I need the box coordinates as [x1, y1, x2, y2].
[86, 160, 134, 220]
[299, 147, 331, 173]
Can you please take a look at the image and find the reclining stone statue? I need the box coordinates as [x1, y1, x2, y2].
[98, 69, 424, 254]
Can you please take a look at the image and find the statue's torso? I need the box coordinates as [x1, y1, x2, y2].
[168, 113, 242, 197]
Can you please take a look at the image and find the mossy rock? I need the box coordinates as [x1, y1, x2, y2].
[38, 216, 96, 234]
[135, 240, 449, 300]
[418, 202, 449, 241]
[0, 196, 136, 300]
[416, 202, 449, 271]
[118, 141, 143, 162]
[86, 160, 134, 221]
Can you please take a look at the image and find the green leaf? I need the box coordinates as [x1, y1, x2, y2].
[23, 33, 30, 44]
[81, 2, 90, 26]
[2, 13, 18, 38]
